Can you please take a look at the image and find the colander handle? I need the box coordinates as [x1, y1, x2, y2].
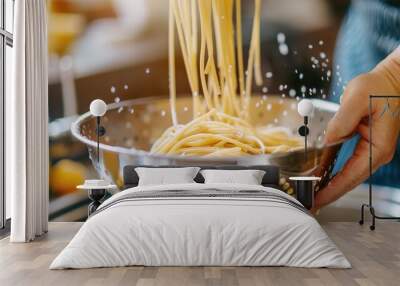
[313, 143, 343, 192]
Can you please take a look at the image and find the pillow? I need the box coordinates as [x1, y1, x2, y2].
[135, 167, 200, 186]
[200, 169, 266, 185]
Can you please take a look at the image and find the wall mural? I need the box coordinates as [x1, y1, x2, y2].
[47, 0, 400, 224]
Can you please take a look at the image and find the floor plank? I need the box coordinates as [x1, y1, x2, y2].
[0, 222, 399, 286]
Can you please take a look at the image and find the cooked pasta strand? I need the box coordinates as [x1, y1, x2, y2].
[157, 0, 303, 157]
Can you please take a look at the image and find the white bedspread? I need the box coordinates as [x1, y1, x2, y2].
[50, 183, 350, 269]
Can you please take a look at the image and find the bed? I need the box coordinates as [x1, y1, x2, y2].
[50, 165, 350, 269]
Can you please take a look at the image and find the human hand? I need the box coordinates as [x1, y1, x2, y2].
[312, 46, 400, 213]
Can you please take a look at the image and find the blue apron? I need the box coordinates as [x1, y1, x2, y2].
[330, 0, 400, 187]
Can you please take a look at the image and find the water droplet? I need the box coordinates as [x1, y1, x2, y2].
[274, 118, 279, 123]
[183, 106, 188, 112]
[110, 86, 116, 93]
[319, 40, 324, 46]
[283, 110, 288, 116]
[301, 86, 306, 93]
[278, 85, 284, 91]
[267, 104, 272, 111]
[161, 110, 166, 116]
[313, 58, 319, 65]
[319, 52, 327, 59]
[289, 89, 296, 97]
[262, 95, 268, 100]
[299, 73, 304, 80]
[279, 44, 289, 55]
[277, 32, 286, 43]
[124, 84, 129, 90]
[308, 44, 313, 49]
[262, 87, 268, 93]
[114, 97, 120, 103]
[125, 138, 134, 147]
[265, 72, 273, 78]
[129, 108, 134, 114]
[145, 68, 151, 74]
[118, 106, 124, 113]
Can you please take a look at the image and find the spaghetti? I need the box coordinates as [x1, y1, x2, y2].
[151, 0, 303, 157]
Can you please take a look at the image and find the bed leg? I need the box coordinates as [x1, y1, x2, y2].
[88, 189, 106, 216]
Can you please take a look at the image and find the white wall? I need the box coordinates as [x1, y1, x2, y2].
[5, 45, 13, 219]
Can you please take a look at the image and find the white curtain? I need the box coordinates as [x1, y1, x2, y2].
[7, 0, 49, 242]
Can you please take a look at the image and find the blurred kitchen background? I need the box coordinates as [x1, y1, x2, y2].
[48, 0, 400, 222]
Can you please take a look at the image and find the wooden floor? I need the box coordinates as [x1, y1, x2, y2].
[0, 222, 399, 286]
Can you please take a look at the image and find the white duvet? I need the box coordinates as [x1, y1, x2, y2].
[50, 183, 350, 269]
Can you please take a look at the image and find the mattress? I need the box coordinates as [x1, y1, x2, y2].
[50, 183, 351, 269]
